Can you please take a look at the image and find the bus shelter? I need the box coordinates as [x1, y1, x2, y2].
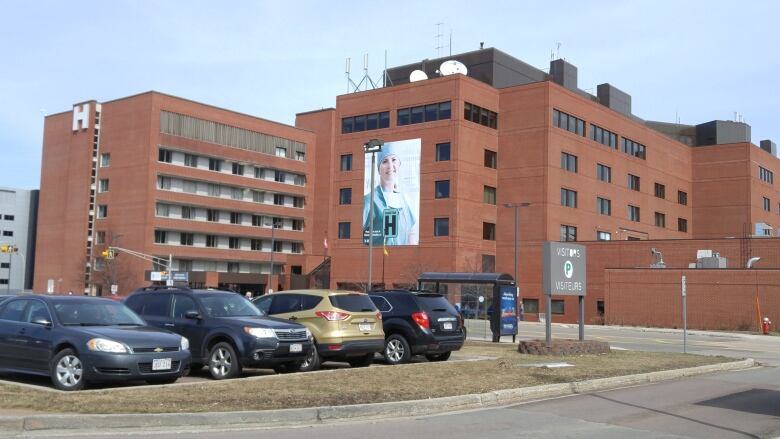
[417, 272, 517, 342]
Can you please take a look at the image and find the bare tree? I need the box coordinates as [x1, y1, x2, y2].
[94, 232, 131, 295]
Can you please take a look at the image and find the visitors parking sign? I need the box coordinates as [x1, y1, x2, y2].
[543, 242, 587, 296]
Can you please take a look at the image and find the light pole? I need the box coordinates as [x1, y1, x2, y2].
[268, 217, 278, 294]
[364, 139, 384, 292]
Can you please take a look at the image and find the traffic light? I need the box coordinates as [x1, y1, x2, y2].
[0, 244, 7, 253]
[101, 249, 114, 259]
[0, 245, 17, 253]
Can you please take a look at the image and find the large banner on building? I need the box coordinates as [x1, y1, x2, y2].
[363, 138, 421, 246]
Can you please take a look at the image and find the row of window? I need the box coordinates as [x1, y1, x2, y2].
[338, 218, 453, 239]
[398, 102, 452, 126]
[560, 152, 688, 204]
[341, 111, 390, 134]
[0, 231, 12, 237]
[156, 175, 304, 208]
[158, 148, 306, 185]
[760, 166, 774, 184]
[153, 230, 302, 253]
[562, 188, 686, 230]
[154, 203, 303, 230]
[553, 109, 585, 136]
[560, 219, 688, 242]
[463, 102, 498, 129]
[590, 124, 617, 148]
[554, 108, 647, 160]
[0, 215, 14, 221]
[340, 142, 497, 170]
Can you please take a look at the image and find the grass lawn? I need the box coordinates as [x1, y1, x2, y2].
[0, 341, 734, 414]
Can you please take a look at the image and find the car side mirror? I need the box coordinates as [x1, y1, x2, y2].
[185, 310, 202, 320]
[32, 318, 52, 327]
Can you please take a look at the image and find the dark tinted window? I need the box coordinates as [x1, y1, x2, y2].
[53, 301, 145, 326]
[269, 294, 301, 314]
[415, 294, 455, 313]
[26, 301, 51, 323]
[300, 294, 323, 311]
[329, 294, 377, 312]
[0, 299, 28, 322]
[135, 294, 171, 318]
[369, 295, 393, 312]
[253, 296, 271, 314]
[173, 295, 198, 319]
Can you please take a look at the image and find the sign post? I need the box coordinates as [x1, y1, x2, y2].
[543, 242, 587, 347]
[682, 275, 687, 353]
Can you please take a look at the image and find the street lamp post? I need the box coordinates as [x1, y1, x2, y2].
[504, 202, 530, 286]
[364, 139, 384, 292]
[268, 218, 277, 294]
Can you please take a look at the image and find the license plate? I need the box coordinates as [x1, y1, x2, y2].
[290, 343, 302, 353]
[152, 358, 172, 371]
[359, 323, 371, 332]
[443, 322, 453, 330]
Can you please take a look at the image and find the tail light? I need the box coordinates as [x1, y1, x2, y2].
[457, 313, 463, 327]
[411, 311, 430, 329]
[315, 311, 350, 321]
[376, 312, 382, 321]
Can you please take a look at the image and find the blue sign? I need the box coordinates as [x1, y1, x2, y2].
[499, 285, 518, 336]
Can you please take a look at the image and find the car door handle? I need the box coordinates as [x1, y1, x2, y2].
[18, 328, 26, 334]
[289, 316, 298, 321]
[164, 323, 175, 327]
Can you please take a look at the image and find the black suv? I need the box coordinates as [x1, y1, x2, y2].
[125, 287, 313, 379]
[368, 290, 465, 365]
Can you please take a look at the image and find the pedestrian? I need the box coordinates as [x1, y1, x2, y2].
[519, 302, 524, 322]
[67, 290, 73, 296]
[245, 291, 253, 299]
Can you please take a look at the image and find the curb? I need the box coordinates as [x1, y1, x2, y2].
[0, 358, 756, 435]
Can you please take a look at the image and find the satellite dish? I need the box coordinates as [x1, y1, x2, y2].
[409, 70, 428, 82]
[439, 60, 468, 76]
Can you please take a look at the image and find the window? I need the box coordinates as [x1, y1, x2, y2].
[434, 218, 449, 237]
[207, 209, 219, 222]
[484, 150, 497, 169]
[654, 183, 665, 199]
[560, 225, 577, 242]
[292, 219, 304, 231]
[158, 149, 172, 163]
[184, 154, 198, 167]
[597, 164, 611, 183]
[100, 153, 110, 167]
[628, 205, 641, 222]
[560, 152, 577, 173]
[341, 111, 390, 133]
[552, 109, 585, 136]
[275, 147, 287, 158]
[291, 242, 302, 253]
[252, 190, 264, 203]
[764, 197, 771, 212]
[206, 235, 218, 247]
[249, 239, 262, 251]
[340, 154, 353, 171]
[436, 142, 451, 161]
[678, 190, 688, 205]
[97, 205, 108, 218]
[229, 237, 240, 249]
[597, 231, 612, 241]
[678, 218, 688, 233]
[339, 188, 352, 205]
[760, 166, 774, 184]
[338, 222, 350, 239]
[231, 188, 243, 200]
[232, 163, 244, 175]
[483, 186, 496, 205]
[0, 263, 8, 269]
[0, 300, 28, 322]
[96, 231, 106, 244]
[621, 138, 646, 160]
[628, 174, 641, 191]
[590, 124, 618, 148]
[482, 255, 496, 272]
[2, 231, 12, 237]
[273, 241, 283, 252]
[154, 230, 167, 244]
[274, 170, 285, 182]
[597, 197, 611, 215]
[435, 180, 450, 199]
[227, 262, 240, 273]
[180, 233, 194, 246]
[464, 102, 497, 129]
[156, 204, 170, 217]
[561, 188, 577, 208]
[293, 197, 304, 208]
[550, 300, 565, 315]
[398, 102, 451, 126]
[98, 179, 109, 193]
[230, 212, 242, 224]
[655, 212, 666, 228]
[274, 194, 284, 205]
[2, 215, 13, 221]
[523, 298, 539, 314]
[181, 206, 193, 219]
[208, 158, 221, 171]
[482, 222, 496, 240]
[295, 151, 305, 161]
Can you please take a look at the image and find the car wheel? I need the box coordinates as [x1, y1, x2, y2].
[425, 351, 452, 362]
[208, 342, 242, 379]
[51, 348, 85, 391]
[297, 343, 321, 372]
[384, 334, 411, 365]
[347, 353, 374, 368]
[145, 377, 179, 385]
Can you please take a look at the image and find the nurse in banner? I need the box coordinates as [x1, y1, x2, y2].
[363, 143, 419, 245]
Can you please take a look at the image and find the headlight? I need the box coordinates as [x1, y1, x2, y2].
[244, 327, 277, 338]
[180, 336, 190, 351]
[86, 338, 128, 353]
[305, 328, 312, 339]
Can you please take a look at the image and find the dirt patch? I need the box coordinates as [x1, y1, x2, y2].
[0, 342, 733, 414]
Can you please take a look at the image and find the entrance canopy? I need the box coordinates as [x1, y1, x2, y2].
[417, 272, 515, 289]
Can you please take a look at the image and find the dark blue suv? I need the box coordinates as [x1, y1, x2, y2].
[125, 287, 313, 379]
[368, 290, 465, 365]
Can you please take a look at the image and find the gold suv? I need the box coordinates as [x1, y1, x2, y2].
[253, 290, 384, 371]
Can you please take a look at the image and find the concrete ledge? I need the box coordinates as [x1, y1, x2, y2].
[0, 359, 756, 435]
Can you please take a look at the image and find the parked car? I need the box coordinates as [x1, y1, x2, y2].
[0, 295, 12, 305]
[368, 289, 465, 365]
[0, 295, 190, 391]
[253, 290, 384, 371]
[125, 286, 312, 379]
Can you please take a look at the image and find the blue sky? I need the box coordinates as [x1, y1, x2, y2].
[1, 1, 778, 189]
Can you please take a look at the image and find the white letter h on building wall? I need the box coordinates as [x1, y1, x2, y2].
[72, 103, 90, 131]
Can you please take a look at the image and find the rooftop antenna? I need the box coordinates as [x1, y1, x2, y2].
[435, 22, 445, 57]
[346, 53, 380, 93]
[556, 42, 562, 59]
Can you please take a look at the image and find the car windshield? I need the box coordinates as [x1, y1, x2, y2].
[54, 301, 146, 326]
[200, 294, 261, 318]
